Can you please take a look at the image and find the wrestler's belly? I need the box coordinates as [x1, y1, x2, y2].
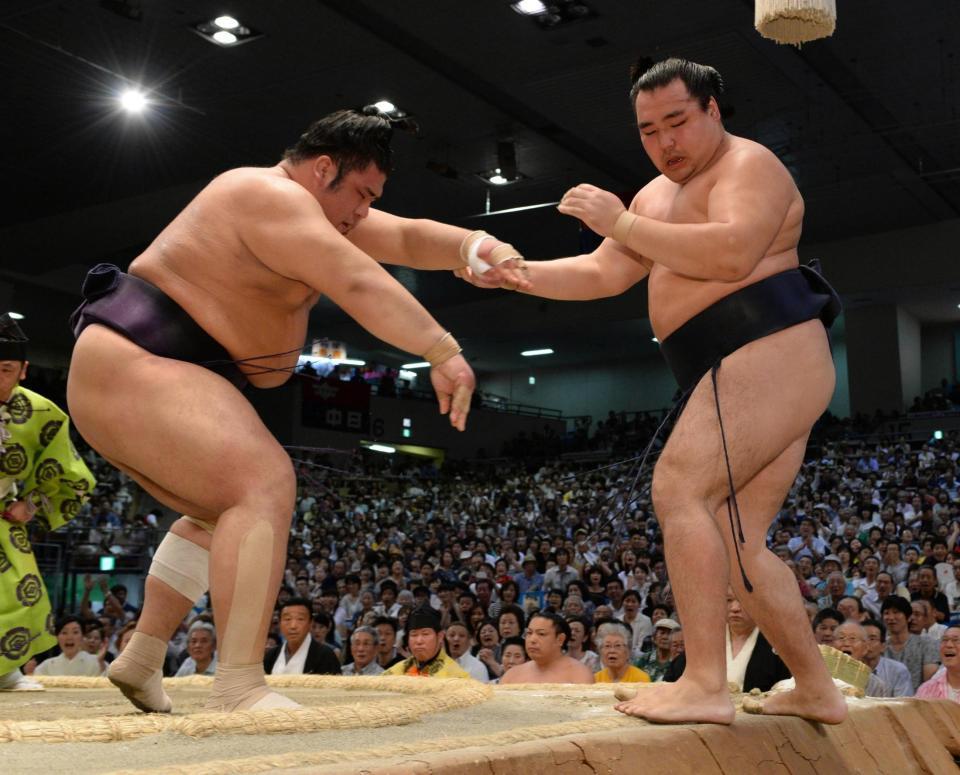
[648, 249, 799, 341]
[130, 267, 310, 389]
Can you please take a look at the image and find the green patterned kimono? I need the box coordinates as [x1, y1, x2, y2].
[0, 385, 96, 673]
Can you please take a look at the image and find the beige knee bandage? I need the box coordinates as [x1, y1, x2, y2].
[150, 532, 210, 603]
[180, 515, 216, 535]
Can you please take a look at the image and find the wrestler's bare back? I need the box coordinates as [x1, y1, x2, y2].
[129, 167, 321, 387]
[636, 135, 804, 340]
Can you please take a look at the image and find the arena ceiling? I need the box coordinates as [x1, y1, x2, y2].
[1, 0, 958, 374]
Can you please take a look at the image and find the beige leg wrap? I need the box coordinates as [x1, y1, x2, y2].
[205, 663, 300, 712]
[208, 521, 298, 711]
[149, 531, 210, 603]
[107, 632, 172, 713]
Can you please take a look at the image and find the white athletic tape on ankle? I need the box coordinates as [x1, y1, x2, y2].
[149, 532, 209, 603]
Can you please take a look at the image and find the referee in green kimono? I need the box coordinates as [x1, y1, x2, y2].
[0, 313, 96, 690]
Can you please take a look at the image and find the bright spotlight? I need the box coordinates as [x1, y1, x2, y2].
[8, 312, 24, 320]
[214, 15, 240, 29]
[373, 100, 396, 114]
[119, 89, 147, 113]
[212, 30, 238, 45]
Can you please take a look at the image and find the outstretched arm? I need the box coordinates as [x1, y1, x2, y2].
[238, 176, 475, 430]
[347, 209, 531, 290]
[459, 237, 650, 301]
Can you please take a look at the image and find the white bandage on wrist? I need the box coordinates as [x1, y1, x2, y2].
[459, 230, 496, 275]
[149, 532, 209, 603]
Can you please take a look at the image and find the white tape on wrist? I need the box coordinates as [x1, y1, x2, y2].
[467, 235, 496, 275]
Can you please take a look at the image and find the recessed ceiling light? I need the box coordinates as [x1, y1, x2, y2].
[401, 361, 431, 369]
[479, 167, 526, 186]
[511, 0, 547, 15]
[193, 17, 262, 47]
[373, 100, 396, 113]
[521, 348, 554, 357]
[213, 15, 240, 30]
[119, 88, 147, 113]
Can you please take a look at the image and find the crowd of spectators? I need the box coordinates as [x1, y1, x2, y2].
[21, 383, 960, 702]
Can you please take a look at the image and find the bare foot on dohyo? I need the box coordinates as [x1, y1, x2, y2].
[614, 678, 735, 725]
[742, 687, 847, 724]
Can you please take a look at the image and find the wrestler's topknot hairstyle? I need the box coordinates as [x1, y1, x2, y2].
[284, 109, 393, 185]
[629, 57, 725, 112]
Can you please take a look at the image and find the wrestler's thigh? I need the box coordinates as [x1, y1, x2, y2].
[102, 454, 216, 522]
[712, 435, 808, 546]
[655, 320, 834, 509]
[67, 325, 292, 519]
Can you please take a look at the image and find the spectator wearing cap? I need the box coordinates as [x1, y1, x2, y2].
[862, 619, 913, 697]
[594, 622, 650, 684]
[665, 591, 789, 693]
[342, 626, 384, 676]
[882, 595, 939, 692]
[266, 597, 342, 676]
[384, 606, 470, 678]
[513, 556, 544, 600]
[635, 618, 678, 682]
[174, 621, 217, 677]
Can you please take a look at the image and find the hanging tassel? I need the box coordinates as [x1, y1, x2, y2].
[755, 0, 836, 46]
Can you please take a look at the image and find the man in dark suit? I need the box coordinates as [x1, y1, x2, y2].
[664, 591, 790, 692]
[264, 597, 341, 675]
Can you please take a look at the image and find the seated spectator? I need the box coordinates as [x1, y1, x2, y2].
[620, 590, 653, 659]
[882, 595, 939, 692]
[310, 611, 341, 661]
[666, 592, 789, 693]
[836, 596, 867, 624]
[83, 621, 114, 664]
[500, 611, 593, 685]
[669, 627, 684, 662]
[342, 626, 384, 676]
[912, 565, 950, 623]
[497, 605, 525, 641]
[813, 608, 843, 646]
[374, 580, 401, 618]
[917, 627, 960, 701]
[497, 636, 528, 681]
[373, 616, 403, 669]
[35, 616, 105, 677]
[635, 618, 678, 682]
[265, 597, 341, 675]
[594, 622, 650, 684]
[862, 619, 913, 697]
[832, 621, 889, 697]
[565, 615, 600, 673]
[175, 621, 217, 677]
[384, 606, 470, 678]
[444, 621, 488, 682]
[911, 599, 947, 640]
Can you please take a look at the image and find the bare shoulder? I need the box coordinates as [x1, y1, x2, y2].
[209, 166, 317, 214]
[629, 175, 676, 215]
[566, 656, 596, 683]
[721, 136, 794, 185]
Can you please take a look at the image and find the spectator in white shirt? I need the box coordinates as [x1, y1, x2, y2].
[175, 621, 217, 677]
